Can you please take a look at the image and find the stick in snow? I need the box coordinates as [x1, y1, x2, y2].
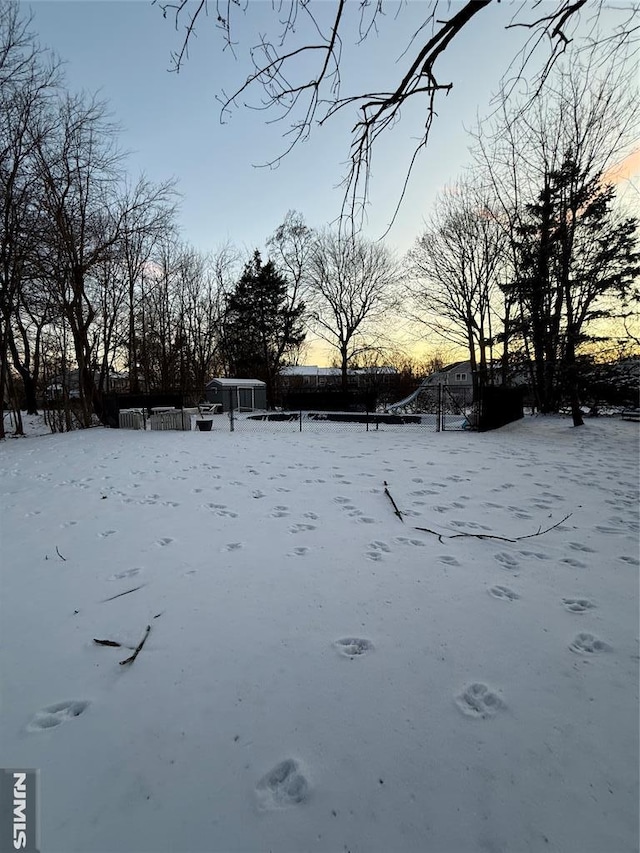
[56, 546, 67, 561]
[383, 481, 404, 522]
[119, 625, 151, 666]
[93, 638, 122, 647]
[101, 584, 145, 603]
[415, 513, 572, 544]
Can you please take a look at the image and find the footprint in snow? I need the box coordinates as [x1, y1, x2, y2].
[289, 546, 310, 557]
[156, 538, 174, 547]
[569, 542, 596, 553]
[494, 552, 519, 569]
[223, 543, 243, 552]
[334, 637, 374, 658]
[569, 633, 611, 654]
[438, 555, 460, 566]
[28, 700, 90, 732]
[365, 541, 392, 561]
[271, 506, 290, 518]
[99, 530, 117, 538]
[289, 523, 316, 534]
[455, 683, 505, 719]
[618, 555, 640, 566]
[255, 759, 310, 810]
[489, 585, 519, 601]
[562, 598, 595, 613]
[394, 536, 425, 547]
[109, 567, 142, 581]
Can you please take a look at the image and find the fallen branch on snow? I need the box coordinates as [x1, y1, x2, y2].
[93, 638, 122, 647]
[56, 546, 67, 561]
[101, 584, 145, 603]
[415, 513, 572, 544]
[119, 625, 151, 666]
[383, 481, 404, 523]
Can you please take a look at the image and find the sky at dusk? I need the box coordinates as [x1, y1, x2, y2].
[24, 1, 640, 364]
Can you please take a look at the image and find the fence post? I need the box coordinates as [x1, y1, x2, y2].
[437, 384, 442, 432]
[299, 410, 302, 432]
[229, 394, 234, 432]
[366, 409, 369, 432]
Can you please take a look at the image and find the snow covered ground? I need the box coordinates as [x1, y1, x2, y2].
[1, 415, 638, 853]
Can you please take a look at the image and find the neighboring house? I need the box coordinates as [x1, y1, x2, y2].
[204, 378, 267, 412]
[422, 361, 475, 389]
[45, 369, 128, 399]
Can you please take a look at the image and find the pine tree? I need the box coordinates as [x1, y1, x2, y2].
[512, 156, 639, 424]
[221, 251, 306, 407]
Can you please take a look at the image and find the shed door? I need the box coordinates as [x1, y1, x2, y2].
[238, 388, 253, 410]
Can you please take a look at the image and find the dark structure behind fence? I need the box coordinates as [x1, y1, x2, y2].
[283, 389, 377, 412]
[477, 386, 524, 432]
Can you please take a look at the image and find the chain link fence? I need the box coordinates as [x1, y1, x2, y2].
[114, 385, 483, 434]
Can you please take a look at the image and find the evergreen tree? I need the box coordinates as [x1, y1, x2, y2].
[511, 156, 639, 424]
[221, 251, 306, 407]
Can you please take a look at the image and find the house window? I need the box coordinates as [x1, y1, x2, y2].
[455, 373, 467, 382]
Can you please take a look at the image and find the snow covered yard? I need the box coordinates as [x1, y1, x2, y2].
[1, 416, 638, 853]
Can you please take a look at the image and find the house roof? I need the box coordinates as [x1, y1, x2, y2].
[206, 378, 266, 388]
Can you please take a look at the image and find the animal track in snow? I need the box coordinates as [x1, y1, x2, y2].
[494, 552, 519, 569]
[489, 585, 519, 601]
[357, 516, 376, 524]
[560, 558, 586, 568]
[223, 542, 243, 552]
[271, 506, 290, 518]
[289, 523, 316, 534]
[450, 520, 491, 531]
[569, 633, 611, 654]
[156, 537, 174, 547]
[60, 520, 78, 528]
[109, 567, 142, 581]
[618, 555, 640, 566]
[365, 540, 391, 561]
[334, 637, 374, 658]
[28, 700, 90, 731]
[455, 683, 505, 719]
[255, 759, 310, 810]
[569, 542, 596, 553]
[99, 530, 117, 538]
[438, 555, 460, 566]
[394, 536, 425, 547]
[562, 598, 595, 613]
[518, 550, 549, 560]
[290, 546, 309, 557]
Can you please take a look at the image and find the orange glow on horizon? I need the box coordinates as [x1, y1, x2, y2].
[604, 149, 640, 184]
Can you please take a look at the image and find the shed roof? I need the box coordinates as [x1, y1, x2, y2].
[206, 378, 266, 388]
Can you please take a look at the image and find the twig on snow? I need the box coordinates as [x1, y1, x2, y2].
[55, 546, 67, 561]
[93, 638, 122, 647]
[415, 513, 572, 544]
[119, 625, 151, 666]
[383, 481, 404, 523]
[101, 584, 145, 603]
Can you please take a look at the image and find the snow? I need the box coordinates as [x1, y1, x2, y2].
[1, 415, 638, 853]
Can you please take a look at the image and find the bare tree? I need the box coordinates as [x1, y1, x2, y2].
[408, 178, 508, 399]
[0, 1, 59, 435]
[156, 0, 638, 226]
[306, 230, 400, 391]
[475, 51, 640, 422]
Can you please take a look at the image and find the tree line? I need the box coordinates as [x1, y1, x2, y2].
[1, 2, 638, 435]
